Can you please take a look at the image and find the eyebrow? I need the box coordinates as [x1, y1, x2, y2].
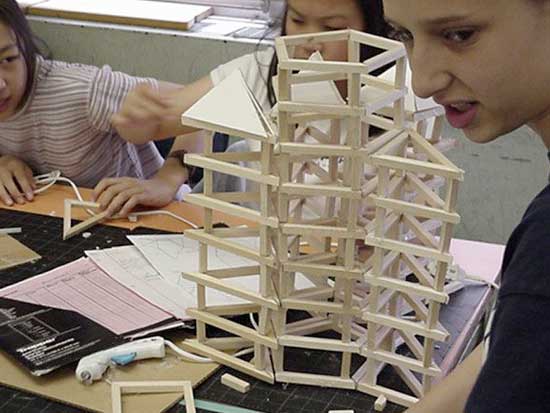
[0, 43, 18, 55]
[386, 14, 473, 28]
[287, 5, 348, 21]
[422, 14, 473, 26]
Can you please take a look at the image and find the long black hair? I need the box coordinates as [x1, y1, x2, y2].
[0, 0, 42, 107]
[266, 0, 388, 107]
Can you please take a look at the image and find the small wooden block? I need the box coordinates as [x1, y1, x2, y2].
[221, 373, 250, 393]
[374, 395, 387, 411]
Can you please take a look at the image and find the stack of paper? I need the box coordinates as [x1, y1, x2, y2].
[86, 234, 314, 320]
[0, 257, 177, 336]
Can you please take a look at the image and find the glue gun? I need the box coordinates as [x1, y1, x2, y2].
[76, 336, 165, 384]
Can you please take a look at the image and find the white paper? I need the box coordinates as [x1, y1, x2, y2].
[86, 246, 194, 319]
[127, 234, 314, 306]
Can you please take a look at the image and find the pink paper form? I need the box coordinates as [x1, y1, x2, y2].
[0, 257, 173, 335]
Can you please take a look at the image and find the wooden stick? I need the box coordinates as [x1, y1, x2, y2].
[181, 271, 280, 309]
[187, 308, 278, 349]
[279, 29, 350, 45]
[185, 194, 279, 228]
[180, 340, 275, 383]
[221, 373, 251, 393]
[62, 199, 108, 240]
[276, 372, 355, 389]
[185, 154, 279, 186]
[370, 154, 464, 180]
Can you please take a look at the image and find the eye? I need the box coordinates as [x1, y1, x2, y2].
[290, 16, 304, 25]
[442, 29, 475, 44]
[324, 25, 346, 31]
[387, 27, 413, 43]
[0, 54, 20, 64]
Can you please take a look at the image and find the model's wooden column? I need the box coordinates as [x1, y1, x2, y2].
[358, 129, 464, 407]
[180, 71, 280, 383]
[274, 30, 365, 390]
[272, 37, 292, 375]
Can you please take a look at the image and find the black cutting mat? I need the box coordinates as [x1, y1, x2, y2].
[0, 209, 164, 289]
[0, 208, 486, 413]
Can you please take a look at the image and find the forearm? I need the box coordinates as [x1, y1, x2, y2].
[113, 75, 214, 144]
[405, 344, 483, 413]
[116, 125, 159, 145]
[154, 76, 214, 140]
[170, 130, 209, 154]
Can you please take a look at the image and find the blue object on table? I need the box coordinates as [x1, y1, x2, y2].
[180, 399, 266, 413]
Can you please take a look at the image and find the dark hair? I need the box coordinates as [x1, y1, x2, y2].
[266, 0, 388, 107]
[0, 0, 42, 107]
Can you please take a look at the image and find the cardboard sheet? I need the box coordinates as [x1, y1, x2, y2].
[0, 235, 41, 271]
[449, 238, 505, 282]
[0, 333, 218, 413]
[28, 0, 212, 31]
[182, 70, 271, 141]
[1, 184, 250, 233]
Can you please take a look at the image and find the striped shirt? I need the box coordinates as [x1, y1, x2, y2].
[0, 57, 164, 188]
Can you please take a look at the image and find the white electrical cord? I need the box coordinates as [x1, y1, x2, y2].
[164, 339, 254, 363]
[33, 170, 199, 229]
[128, 210, 198, 229]
[33, 170, 62, 195]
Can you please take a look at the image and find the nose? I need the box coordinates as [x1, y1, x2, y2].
[0, 77, 7, 90]
[292, 23, 324, 57]
[408, 41, 452, 100]
[301, 40, 323, 55]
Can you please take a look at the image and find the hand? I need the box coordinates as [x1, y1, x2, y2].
[111, 83, 171, 144]
[0, 155, 35, 206]
[93, 177, 176, 218]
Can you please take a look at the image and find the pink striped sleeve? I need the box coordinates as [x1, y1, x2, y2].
[87, 65, 158, 133]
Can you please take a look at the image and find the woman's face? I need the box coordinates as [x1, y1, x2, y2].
[0, 23, 27, 121]
[285, 0, 365, 62]
[383, 0, 550, 144]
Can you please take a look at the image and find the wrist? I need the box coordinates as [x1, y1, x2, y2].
[167, 149, 195, 180]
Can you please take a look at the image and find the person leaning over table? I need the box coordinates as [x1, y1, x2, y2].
[110, 0, 388, 196]
[382, 0, 550, 412]
[0, 0, 192, 218]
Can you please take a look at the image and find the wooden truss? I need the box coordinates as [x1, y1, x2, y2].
[111, 381, 196, 413]
[180, 29, 464, 408]
[63, 199, 109, 240]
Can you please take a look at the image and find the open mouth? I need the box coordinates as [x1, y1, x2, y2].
[444, 102, 478, 129]
[0, 97, 11, 113]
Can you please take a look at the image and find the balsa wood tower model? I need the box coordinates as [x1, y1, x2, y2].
[179, 29, 464, 408]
